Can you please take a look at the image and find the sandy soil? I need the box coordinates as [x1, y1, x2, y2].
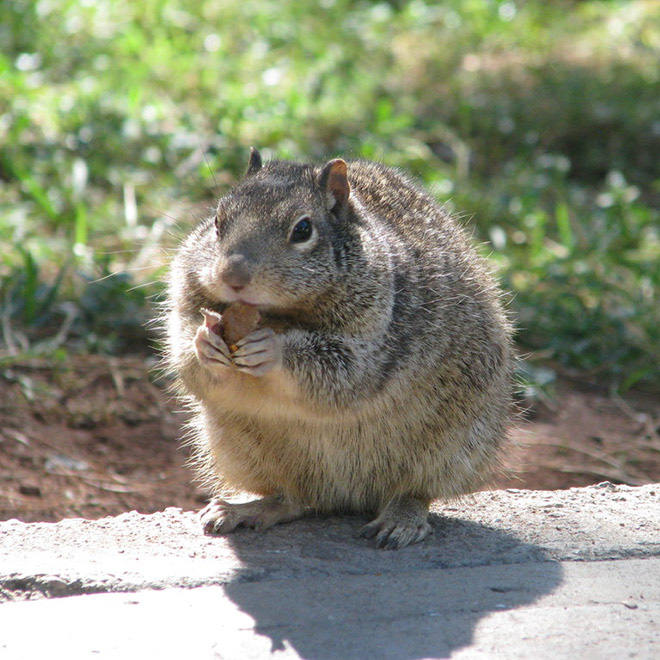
[1, 356, 658, 523]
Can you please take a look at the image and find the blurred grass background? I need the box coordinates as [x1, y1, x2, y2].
[1, 0, 658, 391]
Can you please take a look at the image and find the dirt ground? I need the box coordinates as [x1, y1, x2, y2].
[1, 355, 658, 523]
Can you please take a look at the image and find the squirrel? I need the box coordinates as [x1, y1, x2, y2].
[164, 148, 514, 549]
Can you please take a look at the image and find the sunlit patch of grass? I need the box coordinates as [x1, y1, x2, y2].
[0, 0, 658, 388]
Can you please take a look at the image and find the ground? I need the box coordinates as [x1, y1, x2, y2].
[0, 356, 658, 523]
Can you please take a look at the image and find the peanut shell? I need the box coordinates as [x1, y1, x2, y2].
[221, 302, 261, 349]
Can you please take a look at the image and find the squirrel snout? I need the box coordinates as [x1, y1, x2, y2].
[221, 254, 252, 291]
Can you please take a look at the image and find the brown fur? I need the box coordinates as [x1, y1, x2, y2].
[163, 152, 515, 548]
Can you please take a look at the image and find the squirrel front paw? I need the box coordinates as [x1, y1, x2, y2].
[232, 327, 283, 377]
[193, 323, 233, 375]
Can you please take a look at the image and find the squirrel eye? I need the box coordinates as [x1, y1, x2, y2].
[289, 216, 313, 244]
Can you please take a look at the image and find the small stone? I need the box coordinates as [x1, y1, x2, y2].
[18, 484, 42, 497]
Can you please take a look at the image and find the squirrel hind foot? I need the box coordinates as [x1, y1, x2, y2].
[357, 494, 432, 550]
[200, 494, 305, 535]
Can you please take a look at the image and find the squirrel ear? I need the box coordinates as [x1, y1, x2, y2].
[246, 147, 262, 176]
[318, 159, 350, 212]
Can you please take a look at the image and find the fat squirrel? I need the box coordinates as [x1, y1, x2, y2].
[165, 148, 514, 549]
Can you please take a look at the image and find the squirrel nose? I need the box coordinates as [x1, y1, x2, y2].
[221, 254, 252, 291]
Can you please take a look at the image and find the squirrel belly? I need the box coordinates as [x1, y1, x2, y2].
[164, 150, 514, 548]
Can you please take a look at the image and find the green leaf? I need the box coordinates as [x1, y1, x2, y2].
[555, 202, 573, 251]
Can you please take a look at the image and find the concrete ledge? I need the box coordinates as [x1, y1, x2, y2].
[1, 483, 659, 658]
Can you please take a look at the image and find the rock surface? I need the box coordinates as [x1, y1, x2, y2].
[1, 483, 659, 658]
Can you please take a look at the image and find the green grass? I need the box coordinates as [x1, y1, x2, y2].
[1, 0, 659, 388]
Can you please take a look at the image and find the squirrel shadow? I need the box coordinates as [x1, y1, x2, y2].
[218, 512, 564, 659]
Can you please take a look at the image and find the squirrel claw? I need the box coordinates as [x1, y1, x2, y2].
[193, 324, 232, 373]
[232, 328, 283, 377]
[358, 519, 432, 549]
[200, 495, 305, 535]
[358, 495, 432, 549]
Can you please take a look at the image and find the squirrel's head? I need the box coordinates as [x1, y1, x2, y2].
[197, 148, 357, 312]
